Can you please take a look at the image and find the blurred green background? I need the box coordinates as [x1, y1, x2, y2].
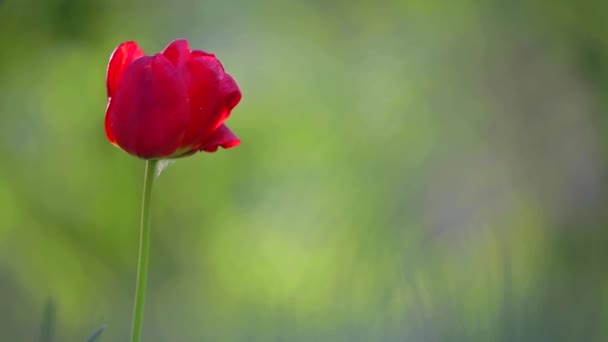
[1, 0, 608, 341]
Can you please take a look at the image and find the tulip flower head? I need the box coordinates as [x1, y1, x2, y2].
[105, 39, 242, 159]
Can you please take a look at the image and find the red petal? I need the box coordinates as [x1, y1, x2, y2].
[191, 50, 225, 71]
[162, 38, 191, 66]
[191, 50, 214, 58]
[220, 73, 242, 112]
[104, 100, 116, 144]
[107, 54, 189, 159]
[106, 41, 144, 98]
[178, 55, 224, 147]
[200, 124, 240, 152]
[180, 56, 242, 149]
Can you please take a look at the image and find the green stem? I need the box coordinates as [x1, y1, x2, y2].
[130, 159, 158, 342]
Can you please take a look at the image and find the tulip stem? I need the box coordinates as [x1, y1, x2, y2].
[131, 159, 158, 342]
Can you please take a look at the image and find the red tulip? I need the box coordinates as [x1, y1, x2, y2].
[105, 39, 242, 159]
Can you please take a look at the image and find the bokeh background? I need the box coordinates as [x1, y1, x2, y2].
[1, 0, 608, 341]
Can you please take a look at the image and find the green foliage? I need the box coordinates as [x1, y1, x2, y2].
[1, 0, 607, 340]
